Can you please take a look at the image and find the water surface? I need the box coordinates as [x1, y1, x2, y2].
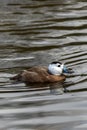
[0, 0, 87, 130]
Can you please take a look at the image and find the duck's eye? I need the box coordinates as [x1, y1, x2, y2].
[58, 65, 60, 67]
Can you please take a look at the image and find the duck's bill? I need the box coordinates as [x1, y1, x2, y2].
[63, 66, 74, 74]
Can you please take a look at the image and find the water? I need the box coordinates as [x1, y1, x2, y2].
[0, 0, 87, 129]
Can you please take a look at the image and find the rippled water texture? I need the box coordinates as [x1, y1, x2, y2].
[0, 0, 87, 130]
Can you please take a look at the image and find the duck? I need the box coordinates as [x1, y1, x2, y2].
[10, 61, 73, 84]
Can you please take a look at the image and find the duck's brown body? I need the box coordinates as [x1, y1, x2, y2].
[10, 66, 65, 84]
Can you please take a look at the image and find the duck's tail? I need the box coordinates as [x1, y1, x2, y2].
[10, 72, 22, 82]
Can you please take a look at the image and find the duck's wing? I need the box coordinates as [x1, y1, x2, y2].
[10, 66, 49, 83]
[21, 66, 50, 83]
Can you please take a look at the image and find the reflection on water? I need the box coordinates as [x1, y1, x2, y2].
[0, 0, 87, 129]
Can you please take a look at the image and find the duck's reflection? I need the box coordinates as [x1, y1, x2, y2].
[26, 81, 67, 94]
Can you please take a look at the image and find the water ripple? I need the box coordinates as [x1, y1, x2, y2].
[0, 0, 87, 130]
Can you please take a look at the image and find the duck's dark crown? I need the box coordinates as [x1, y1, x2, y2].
[51, 61, 62, 64]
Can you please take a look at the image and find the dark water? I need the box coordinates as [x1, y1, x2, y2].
[0, 0, 87, 129]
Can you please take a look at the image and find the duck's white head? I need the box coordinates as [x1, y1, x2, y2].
[48, 61, 71, 75]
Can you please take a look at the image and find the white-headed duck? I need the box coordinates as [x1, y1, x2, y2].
[10, 61, 73, 84]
